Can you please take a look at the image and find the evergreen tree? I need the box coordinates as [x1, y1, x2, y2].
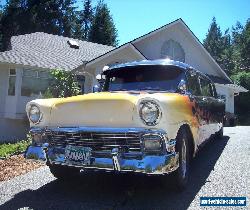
[0, 8, 2, 36]
[58, 0, 77, 37]
[220, 28, 235, 74]
[239, 19, 250, 71]
[82, 0, 92, 40]
[203, 17, 224, 64]
[73, 10, 84, 39]
[89, 0, 118, 46]
[203, 17, 236, 74]
[0, 0, 77, 51]
[231, 21, 244, 73]
[0, 1, 5, 50]
[230, 20, 250, 73]
[0, 0, 23, 50]
[73, 0, 93, 40]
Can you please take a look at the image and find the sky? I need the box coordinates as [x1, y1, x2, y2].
[88, 0, 250, 45]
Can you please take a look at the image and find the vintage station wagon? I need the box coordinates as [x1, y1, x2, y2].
[25, 59, 224, 190]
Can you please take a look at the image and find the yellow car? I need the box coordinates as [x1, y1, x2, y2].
[25, 59, 224, 190]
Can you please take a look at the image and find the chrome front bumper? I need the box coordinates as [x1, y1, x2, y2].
[25, 127, 179, 175]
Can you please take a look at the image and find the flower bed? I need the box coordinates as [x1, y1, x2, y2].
[0, 154, 44, 181]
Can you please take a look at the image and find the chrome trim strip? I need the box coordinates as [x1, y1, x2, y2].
[106, 59, 192, 72]
[30, 126, 166, 134]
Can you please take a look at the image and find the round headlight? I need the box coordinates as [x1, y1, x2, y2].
[139, 101, 162, 126]
[28, 105, 41, 124]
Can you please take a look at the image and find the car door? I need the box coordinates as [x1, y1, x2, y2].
[185, 70, 207, 145]
[199, 76, 215, 140]
[199, 75, 226, 140]
[208, 81, 225, 133]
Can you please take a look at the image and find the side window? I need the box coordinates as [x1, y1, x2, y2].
[200, 77, 213, 97]
[8, 69, 16, 96]
[186, 72, 201, 96]
[21, 69, 51, 97]
[211, 83, 217, 98]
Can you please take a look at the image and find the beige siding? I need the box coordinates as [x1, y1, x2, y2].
[0, 118, 29, 142]
[0, 65, 8, 118]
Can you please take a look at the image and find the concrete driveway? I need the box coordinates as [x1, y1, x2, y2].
[0, 126, 249, 210]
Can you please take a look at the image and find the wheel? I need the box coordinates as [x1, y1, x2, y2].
[48, 164, 80, 180]
[171, 128, 190, 191]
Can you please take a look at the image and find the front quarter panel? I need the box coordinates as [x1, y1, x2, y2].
[26, 98, 62, 127]
[133, 93, 199, 142]
[161, 93, 199, 141]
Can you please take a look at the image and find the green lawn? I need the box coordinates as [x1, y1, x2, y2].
[0, 139, 31, 159]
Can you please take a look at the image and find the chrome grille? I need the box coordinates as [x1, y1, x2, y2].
[48, 131, 142, 152]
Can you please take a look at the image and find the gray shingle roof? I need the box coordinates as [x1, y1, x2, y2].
[0, 32, 114, 70]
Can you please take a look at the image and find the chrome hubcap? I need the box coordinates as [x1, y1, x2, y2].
[181, 139, 187, 178]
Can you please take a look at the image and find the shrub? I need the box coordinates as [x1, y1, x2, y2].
[231, 71, 250, 125]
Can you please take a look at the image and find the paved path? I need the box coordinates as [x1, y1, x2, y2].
[0, 127, 249, 210]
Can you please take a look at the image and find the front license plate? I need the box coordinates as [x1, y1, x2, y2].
[65, 145, 92, 164]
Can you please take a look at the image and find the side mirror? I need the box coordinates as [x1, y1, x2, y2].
[93, 84, 101, 93]
[177, 79, 187, 93]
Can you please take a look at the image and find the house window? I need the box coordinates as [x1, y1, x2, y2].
[77, 75, 85, 94]
[161, 39, 185, 62]
[8, 69, 16, 96]
[199, 78, 213, 97]
[186, 72, 201, 96]
[21, 69, 51, 97]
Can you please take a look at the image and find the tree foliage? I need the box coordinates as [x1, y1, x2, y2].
[89, 0, 118, 46]
[203, 17, 224, 63]
[204, 17, 250, 75]
[0, 0, 77, 50]
[0, 0, 118, 50]
[45, 69, 80, 98]
[231, 71, 250, 124]
[203, 17, 234, 74]
[73, 0, 93, 40]
[204, 17, 250, 124]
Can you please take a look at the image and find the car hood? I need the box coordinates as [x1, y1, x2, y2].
[27, 91, 195, 129]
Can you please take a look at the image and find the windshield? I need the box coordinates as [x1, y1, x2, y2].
[103, 65, 185, 92]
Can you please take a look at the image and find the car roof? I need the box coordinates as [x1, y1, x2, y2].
[107, 59, 193, 71]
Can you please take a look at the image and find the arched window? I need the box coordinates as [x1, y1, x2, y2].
[161, 39, 185, 62]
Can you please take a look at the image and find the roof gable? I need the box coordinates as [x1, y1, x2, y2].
[131, 19, 231, 82]
[85, 18, 231, 83]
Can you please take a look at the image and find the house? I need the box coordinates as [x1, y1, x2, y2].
[0, 18, 247, 142]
